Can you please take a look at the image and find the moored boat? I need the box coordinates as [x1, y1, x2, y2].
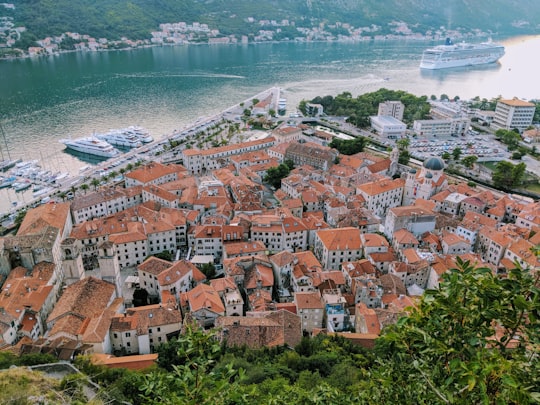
[59, 136, 120, 158]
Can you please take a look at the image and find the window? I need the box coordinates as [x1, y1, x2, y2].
[126, 332, 131, 337]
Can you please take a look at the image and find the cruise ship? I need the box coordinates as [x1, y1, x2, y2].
[420, 38, 505, 70]
[95, 129, 143, 148]
[59, 136, 120, 158]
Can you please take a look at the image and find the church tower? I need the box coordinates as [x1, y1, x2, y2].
[98, 241, 122, 298]
[61, 238, 85, 286]
[390, 147, 400, 176]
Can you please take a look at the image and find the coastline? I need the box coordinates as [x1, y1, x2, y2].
[0, 31, 504, 62]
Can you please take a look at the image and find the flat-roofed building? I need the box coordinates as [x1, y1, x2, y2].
[369, 115, 407, 139]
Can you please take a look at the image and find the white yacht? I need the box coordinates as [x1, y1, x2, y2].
[95, 129, 143, 148]
[420, 38, 505, 70]
[59, 136, 120, 158]
[123, 126, 154, 143]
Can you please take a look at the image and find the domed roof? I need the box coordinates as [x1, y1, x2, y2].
[425, 172, 433, 179]
[423, 156, 445, 171]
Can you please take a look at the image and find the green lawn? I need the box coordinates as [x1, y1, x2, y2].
[480, 161, 498, 171]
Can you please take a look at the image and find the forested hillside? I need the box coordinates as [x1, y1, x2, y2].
[4, 0, 540, 41]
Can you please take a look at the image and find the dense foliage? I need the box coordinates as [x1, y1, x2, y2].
[491, 160, 527, 190]
[328, 136, 367, 155]
[264, 159, 294, 189]
[305, 89, 430, 127]
[3, 1, 540, 42]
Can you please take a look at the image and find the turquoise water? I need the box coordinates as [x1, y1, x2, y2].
[0, 35, 539, 212]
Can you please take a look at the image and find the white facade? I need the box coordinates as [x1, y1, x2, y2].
[492, 99, 535, 132]
[369, 115, 407, 139]
[378, 101, 404, 120]
[413, 117, 469, 137]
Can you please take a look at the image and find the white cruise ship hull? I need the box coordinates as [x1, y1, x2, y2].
[420, 41, 505, 70]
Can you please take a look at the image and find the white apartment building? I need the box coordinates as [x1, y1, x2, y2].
[181, 137, 276, 174]
[70, 186, 142, 224]
[313, 227, 363, 270]
[413, 117, 470, 137]
[356, 178, 405, 218]
[384, 206, 436, 238]
[492, 98, 536, 132]
[378, 100, 404, 120]
[251, 214, 308, 253]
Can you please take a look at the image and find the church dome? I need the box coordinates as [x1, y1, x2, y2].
[423, 156, 445, 171]
[425, 172, 433, 179]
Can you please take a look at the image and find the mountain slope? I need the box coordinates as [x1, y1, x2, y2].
[5, 0, 540, 41]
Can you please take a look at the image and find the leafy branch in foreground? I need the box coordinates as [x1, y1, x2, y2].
[367, 258, 540, 404]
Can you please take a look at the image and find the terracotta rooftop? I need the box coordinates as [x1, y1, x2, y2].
[295, 291, 323, 310]
[47, 277, 116, 324]
[17, 202, 71, 236]
[316, 227, 362, 251]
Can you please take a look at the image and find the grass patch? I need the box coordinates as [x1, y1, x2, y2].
[480, 161, 498, 171]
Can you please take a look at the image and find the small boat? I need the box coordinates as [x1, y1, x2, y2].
[13, 181, 32, 192]
[0, 176, 16, 188]
[0, 158, 22, 172]
[15, 159, 39, 169]
[53, 172, 70, 182]
[33, 187, 54, 198]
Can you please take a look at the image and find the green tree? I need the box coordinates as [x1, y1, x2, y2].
[329, 137, 367, 155]
[264, 163, 291, 189]
[492, 161, 526, 190]
[441, 151, 451, 160]
[200, 262, 216, 279]
[365, 259, 540, 404]
[396, 137, 410, 151]
[398, 150, 411, 165]
[496, 129, 522, 150]
[461, 155, 478, 169]
[90, 178, 100, 190]
[142, 323, 245, 404]
[79, 183, 89, 194]
[452, 147, 462, 161]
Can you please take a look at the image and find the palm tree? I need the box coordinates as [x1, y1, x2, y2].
[80, 183, 89, 194]
[126, 163, 134, 171]
[90, 178, 100, 191]
[58, 191, 67, 201]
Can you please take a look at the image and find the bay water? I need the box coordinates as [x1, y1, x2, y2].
[0, 35, 539, 214]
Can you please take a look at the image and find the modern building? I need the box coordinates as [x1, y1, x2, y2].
[412, 117, 469, 137]
[378, 101, 404, 120]
[369, 115, 407, 139]
[492, 98, 536, 132]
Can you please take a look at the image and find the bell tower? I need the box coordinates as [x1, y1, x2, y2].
[61, 238, 85, 285]
[98, 241, 122, 298]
